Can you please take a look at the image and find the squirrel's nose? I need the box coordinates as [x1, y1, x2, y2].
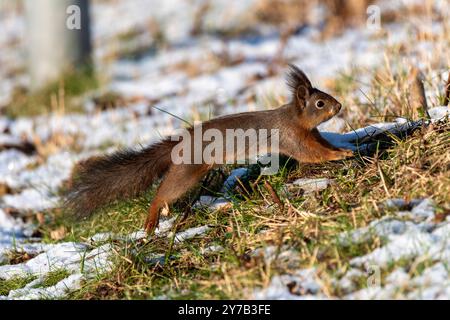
[335, 103, 342, 112]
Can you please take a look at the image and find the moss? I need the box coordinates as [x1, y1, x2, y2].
[37, 269, 72, 288]
[0, 276, 37, 296]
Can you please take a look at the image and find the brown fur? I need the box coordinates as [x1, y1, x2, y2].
[65, 139, 176, 217]
[65, 65, 353, 234]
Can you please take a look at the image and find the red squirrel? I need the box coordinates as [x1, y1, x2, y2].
[66, 65, 353, 233]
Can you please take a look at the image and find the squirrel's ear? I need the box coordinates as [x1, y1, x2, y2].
[294, 85, 310, 108]
[286, 64, 313, 90]
[286, 64, 312, 108]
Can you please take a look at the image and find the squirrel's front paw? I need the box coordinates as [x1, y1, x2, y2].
[335, 148, 354, 159]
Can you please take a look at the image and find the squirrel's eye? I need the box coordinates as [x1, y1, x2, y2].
[315, 100, 325, 109]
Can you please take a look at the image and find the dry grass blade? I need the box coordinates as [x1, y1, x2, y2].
[445, 71, 450, 106]
[408, 67, 429, 119]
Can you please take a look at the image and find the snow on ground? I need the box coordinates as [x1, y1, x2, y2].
[254, 268, 326, 300]
[0, 0, 448, 299]
[0, 218, 211, 299]
[255, 198, 450, 300]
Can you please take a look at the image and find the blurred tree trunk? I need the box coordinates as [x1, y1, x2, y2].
[24, 0, 92, 91]
[323, 0, 373, 38]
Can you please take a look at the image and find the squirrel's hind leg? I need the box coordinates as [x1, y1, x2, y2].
[144, 164, 210, 234]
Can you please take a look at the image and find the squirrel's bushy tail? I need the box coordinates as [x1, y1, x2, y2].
[65, 139, 176, 217]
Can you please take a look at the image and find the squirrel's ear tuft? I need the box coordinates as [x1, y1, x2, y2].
[286, 64, 312, 90]
[286, 64, 313, 108]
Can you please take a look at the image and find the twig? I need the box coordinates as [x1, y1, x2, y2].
[264, 180, 284, 209]
[409, 67, 430, 119]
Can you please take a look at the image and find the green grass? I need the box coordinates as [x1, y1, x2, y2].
[37, 269, 72, 288]
[0, 276, 37, 296]
[0, 270, 74, 298]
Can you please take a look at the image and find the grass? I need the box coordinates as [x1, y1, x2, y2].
[0, 276, 37, 296]
[30, 118, 448, 299]
[0, 270, 72, 297]
[4, 47, 449, 301]
[37, 269, 72, 288]
[3, 66, 98, 118]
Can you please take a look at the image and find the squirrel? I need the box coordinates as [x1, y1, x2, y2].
[65, 65, 353, 234]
